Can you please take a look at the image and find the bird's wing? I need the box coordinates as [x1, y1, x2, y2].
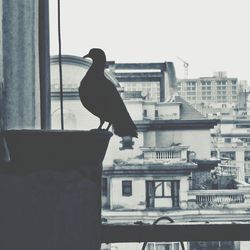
[100, 78, 129, 120]
[101, 78, 138, 137]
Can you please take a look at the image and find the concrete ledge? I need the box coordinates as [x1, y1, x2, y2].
[1, 129, 112, 169]
[0, 129, 112, 250]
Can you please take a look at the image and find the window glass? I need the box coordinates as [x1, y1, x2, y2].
[155, 182, 163, 197]
[220, 151, 236, 160]
[163, 182, 171, 196]
[122, 180, 132, 196]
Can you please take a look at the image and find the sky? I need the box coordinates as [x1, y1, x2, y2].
[49, 0, 250, 82]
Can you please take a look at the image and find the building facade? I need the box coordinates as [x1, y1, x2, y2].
[106, 61, 177, 102]
[177, 71, 238, 105]
[101, 95, 250, 250]
[211, 118, 250, 183]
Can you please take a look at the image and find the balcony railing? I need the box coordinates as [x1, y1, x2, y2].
[142, 147, 188, 163]
[188, 189, 247, 209]
[218, 164, 239, 177]
[155, 151, 180, 159]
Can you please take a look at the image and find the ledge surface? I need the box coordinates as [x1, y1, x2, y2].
[1, 129, 113, 170]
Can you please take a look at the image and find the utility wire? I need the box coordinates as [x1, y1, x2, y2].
[57, 0, 64, 130]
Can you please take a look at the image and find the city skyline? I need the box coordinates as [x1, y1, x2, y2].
[49, 0, 250, 83]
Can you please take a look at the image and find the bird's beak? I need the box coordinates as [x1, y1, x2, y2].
[83, 54, 89, 59]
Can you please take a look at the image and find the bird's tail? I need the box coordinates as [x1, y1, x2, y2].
[113, 119, 138, 138]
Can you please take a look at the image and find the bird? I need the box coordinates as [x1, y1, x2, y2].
[79, 48, 138, 138]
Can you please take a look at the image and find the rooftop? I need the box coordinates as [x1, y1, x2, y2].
[103, 161, 197, 176]
[172, 95, 205, 120]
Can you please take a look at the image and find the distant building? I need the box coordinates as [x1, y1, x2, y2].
[211, 117, 250, 183]
[106, 61, 177, 102]
[177, 72, 248, 118]
[177, 71, 238, 104]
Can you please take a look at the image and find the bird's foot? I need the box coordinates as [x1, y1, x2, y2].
[106, 123, 112, 131]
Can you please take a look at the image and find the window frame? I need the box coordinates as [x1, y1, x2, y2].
[102, 177, 108, 196]
[146, 180, 180, 209]
[122, 180, 132, 197]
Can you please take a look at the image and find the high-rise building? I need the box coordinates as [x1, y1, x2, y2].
[177, 72, 238, 105]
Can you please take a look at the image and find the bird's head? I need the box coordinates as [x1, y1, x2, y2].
[83, 48, 106, 66]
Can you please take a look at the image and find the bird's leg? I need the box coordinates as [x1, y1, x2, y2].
[98, 119, 105, 129]
[106, 123, 112, 131]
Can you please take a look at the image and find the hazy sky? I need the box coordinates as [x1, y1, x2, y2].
[49, 0, 250, 82]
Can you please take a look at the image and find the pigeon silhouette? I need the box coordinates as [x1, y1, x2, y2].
[79, 48, 138, 138]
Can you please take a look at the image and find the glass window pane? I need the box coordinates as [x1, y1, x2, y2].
[155, 182, 163, 196]
[163, 182, 171, 196]
[122, 180, 132, 196]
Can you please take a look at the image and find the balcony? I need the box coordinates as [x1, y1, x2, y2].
[188, 189, 250, 209]
[218, 163, 240, 178]
[141, 146, 189, 163]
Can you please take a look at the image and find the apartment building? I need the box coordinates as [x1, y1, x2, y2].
[177, 72, 238, 105]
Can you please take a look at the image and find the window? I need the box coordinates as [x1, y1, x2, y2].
[236, 124, 250, 128]
[240, 137, 250, 142]
[224, 138, 231, 143]
[147, 242, 180, 250]
[189, 241, 235, 249]
[211, 150, 218, 157]
[155, 110, 159, 117]
[220, 151, 236, 160]
[122, 180, 132, 196]
[102, 178, 108, 196]
[245, 151, 250, 161]
[146, 181, 179, 209]
[143, 109, 148, 117]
